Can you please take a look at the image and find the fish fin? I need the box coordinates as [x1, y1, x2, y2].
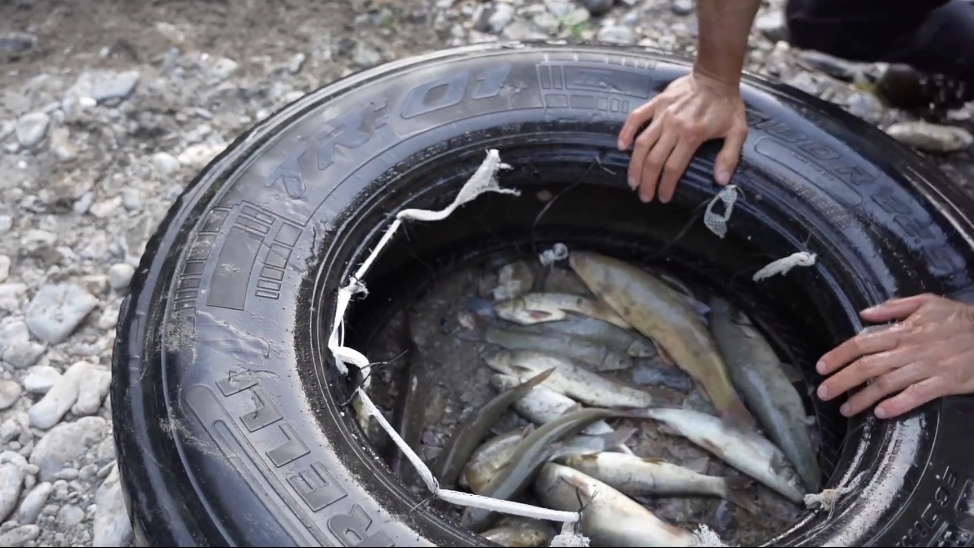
[526, 309, 559, 322]
[716, 396, 759, 432]
[519, 424, 536, 440]
[522, 367, 557, 389]
[780, 362, 805, 384]
[651, 339, 676, 365]
[723, 477, 760, 515]
[600, 427, 637, 449]
[641, 457, 667, 464]
[697, 437, 724, 456]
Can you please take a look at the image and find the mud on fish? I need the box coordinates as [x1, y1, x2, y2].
[362, 253, 820, 547]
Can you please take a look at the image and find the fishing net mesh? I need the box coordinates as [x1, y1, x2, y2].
[703, 185, 741, 239]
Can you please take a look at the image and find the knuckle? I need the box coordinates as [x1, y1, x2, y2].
[873, 374, 894, 393]
[664, 160, 684, 175]
[858, 355, 881, 377]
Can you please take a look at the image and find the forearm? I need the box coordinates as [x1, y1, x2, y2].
[694, 0, 762, 88]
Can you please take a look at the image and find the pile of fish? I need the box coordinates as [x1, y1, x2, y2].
[382, 250, 823, 547]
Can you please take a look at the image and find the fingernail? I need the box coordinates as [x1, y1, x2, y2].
[716, 170, 730, 185]
[628, 176, 638, 189]
[875, 406, 889, 419]
[817, 385, 829, 400]
[617, 139, 625, 150]
[659, 193, 670, 204]
[639, 193, 651, 203]
[840, 403, 850, 416]
[816, 360, 826, 374]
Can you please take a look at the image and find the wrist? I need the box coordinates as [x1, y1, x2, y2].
[690, 64, 743, 96]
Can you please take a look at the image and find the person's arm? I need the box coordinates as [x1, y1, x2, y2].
[694, 0, 763, 89]
[617, 0, 761, 203]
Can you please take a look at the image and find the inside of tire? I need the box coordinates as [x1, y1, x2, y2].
[328, 141, 859, 546]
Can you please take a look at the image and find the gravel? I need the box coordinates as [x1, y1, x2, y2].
[0, 0, 970, 547]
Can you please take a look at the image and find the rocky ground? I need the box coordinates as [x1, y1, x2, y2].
[0, 0, 971, 547]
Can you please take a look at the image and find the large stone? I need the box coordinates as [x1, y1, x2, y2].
[0, 451, 28, 522]
[29, 416, 108, 482]
[94, 466, 133, 547]
[29, 361, 91, 429]
[25, 284, 98, 344]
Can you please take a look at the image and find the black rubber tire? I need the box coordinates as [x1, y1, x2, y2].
[112, 42, 974, 547]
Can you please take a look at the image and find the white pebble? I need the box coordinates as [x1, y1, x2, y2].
[107, 264, 135, 290]
[28, 361, 90, 429]
[23, 366, 61, 395]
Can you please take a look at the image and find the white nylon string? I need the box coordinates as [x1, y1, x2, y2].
[753, 251, 818, 281]
[327, 150, 583, 531]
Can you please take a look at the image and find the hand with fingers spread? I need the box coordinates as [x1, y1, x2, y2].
[617, 73, 748, 203]
[616, 0, 762, 204]
[816, 294, 974, 419]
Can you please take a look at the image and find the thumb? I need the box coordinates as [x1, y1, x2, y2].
[714, 127, 746, 185]
[861, 294, 937, 322]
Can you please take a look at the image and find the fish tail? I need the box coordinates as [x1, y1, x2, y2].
[722, 477, 760, 515]
[601, 426, 637, 450]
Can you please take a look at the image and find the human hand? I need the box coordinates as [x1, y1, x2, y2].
[816, 294, 974, 419]
[617, 70, 748, 204]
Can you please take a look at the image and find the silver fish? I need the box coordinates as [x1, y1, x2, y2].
[481, 518, 554, 547]
[463, 322, 632, 372]
[517, 316, 657, 358]
[490, 373, 635, 454]
[494, 293, 631, 329]
[533, 463, 704, 547]
[638, 407, 806, 504]
[709, 297, 821, 491]
[483, 349, 656, 408]
[461, 426, 636, 495]
[569, 251, 756, 429]
[559, 452, 759, 513]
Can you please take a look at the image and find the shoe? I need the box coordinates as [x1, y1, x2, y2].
[874, 64, 972, 113]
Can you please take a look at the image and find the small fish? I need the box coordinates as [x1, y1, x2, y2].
[483, 349, 656, 408]
[490, 373, 635, 454]
[460, 408, 626, 532]
[569, 251, 756, 429]
[489, 374, 613, 435]
[709, 297, 821, 492]
[462, 429, 525, 494]
[533, 463, 704, 547]
[434, 368, 555, 489]
[461, 427, 636, 494]
[494, 292, 631, 329]
[635, 407, 806, 504]
[461, 320, 632, 372]
[516, 316, 657, 358]
[559, 452, 759, 513]
[481, 519, 555, 547]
